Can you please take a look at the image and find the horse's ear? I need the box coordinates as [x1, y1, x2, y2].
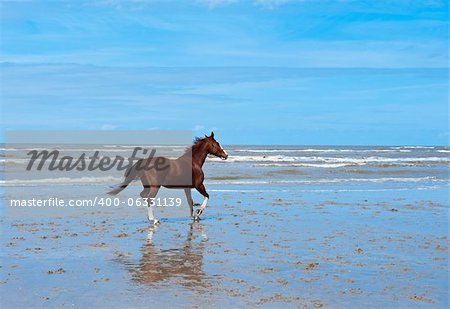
[211, 131, 214, 138]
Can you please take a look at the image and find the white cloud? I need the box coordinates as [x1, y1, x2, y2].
[254, 0, 303, 8]
[100, 124, 117, 130]
[195, 0, 239, 8]
[193, 125, 205, 132]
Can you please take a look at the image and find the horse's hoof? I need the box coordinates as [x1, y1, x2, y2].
[195, 209, 203, 216]
[193, 216, 200, 222]
[150, 219, 160, 225]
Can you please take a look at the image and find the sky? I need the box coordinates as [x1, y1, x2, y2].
[0, 0, 448, 145]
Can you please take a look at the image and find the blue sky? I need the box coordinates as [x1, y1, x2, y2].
[0, 0, 448, 145]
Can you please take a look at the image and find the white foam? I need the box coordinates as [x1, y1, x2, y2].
[0, 159, 31, 164]
[210, 185, 446, 193]
[1, 175, 443, 187]
[0, 176, 122, 186]
[210, 155, 450, 165]
[255, 163, 356, 168]
[233, 146, 439, 153]
[234, 148, 414, 153]
[205, 176, 444, 185]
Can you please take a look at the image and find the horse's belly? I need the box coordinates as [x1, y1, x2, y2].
[161, 173, 192, 187]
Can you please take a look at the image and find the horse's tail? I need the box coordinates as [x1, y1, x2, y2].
[107, 160, 143, 195]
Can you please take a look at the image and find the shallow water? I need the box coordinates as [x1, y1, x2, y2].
[1, 145, 449, 307]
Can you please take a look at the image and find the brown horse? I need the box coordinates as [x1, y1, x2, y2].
[108, 132, 228, 224]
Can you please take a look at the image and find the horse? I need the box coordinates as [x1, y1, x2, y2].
[108, 132, 228, 224]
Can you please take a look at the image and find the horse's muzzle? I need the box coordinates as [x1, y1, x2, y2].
[221, 154, 228, 160]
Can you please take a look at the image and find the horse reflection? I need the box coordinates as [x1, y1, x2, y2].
[128, 223, 208, 288]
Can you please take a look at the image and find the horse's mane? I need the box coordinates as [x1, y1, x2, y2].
[184, 136, 206, 154]
[193, 136, 205, 145]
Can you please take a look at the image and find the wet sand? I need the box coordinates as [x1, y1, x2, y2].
[1, 187, 449, 308]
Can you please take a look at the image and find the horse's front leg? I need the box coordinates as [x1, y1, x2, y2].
[194, 184, 209, 221]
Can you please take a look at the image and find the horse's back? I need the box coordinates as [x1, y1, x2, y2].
[142, 156, 193, 187]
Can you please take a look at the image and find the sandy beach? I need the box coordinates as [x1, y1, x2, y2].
[1, 145, 449, 308]
[1, 189, 449, 307]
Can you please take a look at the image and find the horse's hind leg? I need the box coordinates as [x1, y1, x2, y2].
[140, 186, 150, 198]
[140, 174, 151, 198]
[146, 186, 160, 225]
[141, 172, 161, 225]
[184, 188, 194, 217]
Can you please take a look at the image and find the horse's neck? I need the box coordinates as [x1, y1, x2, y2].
[187, 142, 208, 167]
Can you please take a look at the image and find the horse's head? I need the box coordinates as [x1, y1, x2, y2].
[205, 132, 228, 160]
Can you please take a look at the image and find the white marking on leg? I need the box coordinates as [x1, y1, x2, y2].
[199, 197, 208, 213]
[200, 197, 208, 210]
[147, 205, 156, 223]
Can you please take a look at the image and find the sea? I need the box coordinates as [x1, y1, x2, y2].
[1, 145, 449, 307]
[1, 145, 449, 193]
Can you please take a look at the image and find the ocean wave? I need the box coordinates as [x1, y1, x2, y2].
[0, 148, 179, 153]
[234, 149, 353, 153]
[0, 154, 180, 166]
[211, 155, 310, 162]
[234, 148, 412, 153]
[210, 155, 450, 165]
[0, 176, 122, 186]
[205, 176, 444, 185]
[1, 176, 444, 187]
[210, 186, 446, 193]
[0, 158, 30, 164]
[397, 146, 436, 149]
[3, 154, 449, 169]
[255, 163, 355, 168]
